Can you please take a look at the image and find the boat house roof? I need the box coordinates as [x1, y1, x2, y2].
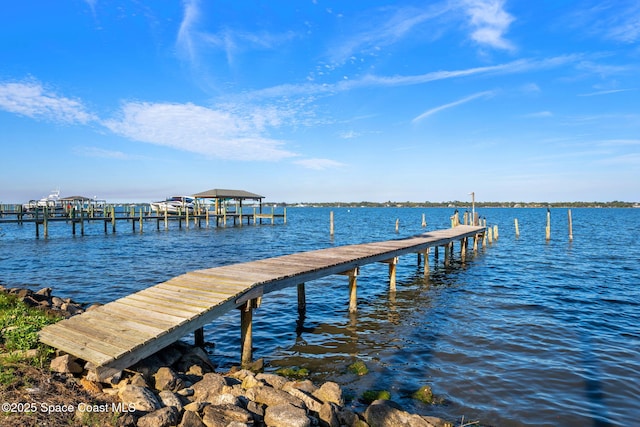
[192, 189, 264, 201]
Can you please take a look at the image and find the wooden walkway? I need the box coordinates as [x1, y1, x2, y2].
[39, 225, 485, 380]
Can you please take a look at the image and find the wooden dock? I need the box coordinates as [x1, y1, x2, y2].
[0, 205, 286, 237]
[39, 225, 486, 380]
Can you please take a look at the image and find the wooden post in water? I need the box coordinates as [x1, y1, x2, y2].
[139, 209, 143, 233]
[421, 213, 426, 227]
[488, 226, 493, 244]
[283, 207, 287, 224]
[395, 219, 399, 233]
[194, 328, 204, 347]
[568, 209, 573, 241]
[383, 258, 398, 291]
[43, 207, 49, 238]
[515, 218, 520, 238]
[342, 268, 359, 313]
[297, 283, 306, 318]
[240, 302, 254, 367]
[297, 283, 306, 332]
[493, 225, 498, 240]
[80, 208, 85, 236]
[186, 206, 190, 229]
[111, 206, 116, 233]
[164, 209, 168, 230]
[545, 209, 551, 241]
[423, 249, 430, 276]
[330, 211, 334, 236]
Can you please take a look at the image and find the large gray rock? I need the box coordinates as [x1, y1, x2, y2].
[264, 403, 311, 427]
[154, 366, 185, 392]
[158, 390, 184, 412]
[118, 384, 161, 413]
[201, 404, 253, 427]
[364, 400, 438, 427]
[193, 373, 227, 402]
[179, 410, 207, 427]
[136, 406, 179, 427]
[50, 354, 83, 374]
[313, 381, 344, 406]
[246, 386, 306, 409]
[256, 373, 288, 390]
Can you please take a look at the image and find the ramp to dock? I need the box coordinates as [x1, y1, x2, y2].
[39, 225, 485, 380]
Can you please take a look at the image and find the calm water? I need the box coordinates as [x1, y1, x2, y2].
[1, 207, 639, 426]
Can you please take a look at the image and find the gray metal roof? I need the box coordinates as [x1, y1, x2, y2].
[192, 189, 264, 200]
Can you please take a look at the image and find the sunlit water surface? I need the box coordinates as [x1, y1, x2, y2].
[1, 207, 638, 426]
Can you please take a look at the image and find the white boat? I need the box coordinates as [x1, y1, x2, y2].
[150, 196, 195, 214]
[23, 189, 61, 211]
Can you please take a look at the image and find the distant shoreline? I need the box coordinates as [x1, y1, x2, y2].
[275, 201, 638, 208]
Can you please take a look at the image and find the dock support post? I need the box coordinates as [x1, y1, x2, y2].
[284, 208, 287, 224]
[341, 268, 359, 313]
[568, 209, 573, 241]
[423, 249, 430, 275]
[194, 327, 204, 347]
[164, 209, 168, 230]
[111, 206, 116, 233]
[395, 219, 399, 233]
[461, 238, 467, 260]
[382, 258, 398, 291]
[43, 207, 48, 238]
[421, 213, 426, 227]
[240, 302, 253, 367]
[297, 283, 306, 318]
[515, 218, 520, 238]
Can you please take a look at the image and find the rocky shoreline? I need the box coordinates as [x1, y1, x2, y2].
[2, 286, 459, 427]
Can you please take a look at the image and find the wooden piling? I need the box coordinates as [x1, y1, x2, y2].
[545, 209, 551, 241]
[568, 209, 573, 241]
[423, 249, 430, 276]
[297, 283, 306, 317]
[515, 218, 520, 238]
[330, 211, 334, 236]
[493, 225, 498, 240]
[395, 219, 399, 233]
[240, 302, 253, 367]
[194, 328, 204, 347]
[421, 213, 426, 227]
[342, 268, 359, 313]
[383, 258, 398, 291]
[80, 208, 85, 236]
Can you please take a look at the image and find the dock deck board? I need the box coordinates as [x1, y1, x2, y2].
[39, 225, 485, 379]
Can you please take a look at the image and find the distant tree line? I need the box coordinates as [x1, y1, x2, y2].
[270, 200, 637, 208]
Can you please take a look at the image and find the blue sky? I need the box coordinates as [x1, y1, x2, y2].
[1, 1, 638, 203]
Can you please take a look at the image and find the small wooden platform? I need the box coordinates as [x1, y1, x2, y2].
[39, 225, 485, 379]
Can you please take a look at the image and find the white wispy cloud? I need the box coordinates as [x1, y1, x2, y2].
[573, 1, 640, 44]
[103, 101, 298, 161]
[246, 54, 583, 100]
[0, 80, 97, 124]
[293, 158, 345, 170]
[74, 146, 136, 160]
[459, 0, 515, 51]
[327, 4, 450, 65]
[176, 0, 296, 70]
[578, 88, 634, 97]
[412, 90, 495, 123]
[339, 130, 360, 139]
